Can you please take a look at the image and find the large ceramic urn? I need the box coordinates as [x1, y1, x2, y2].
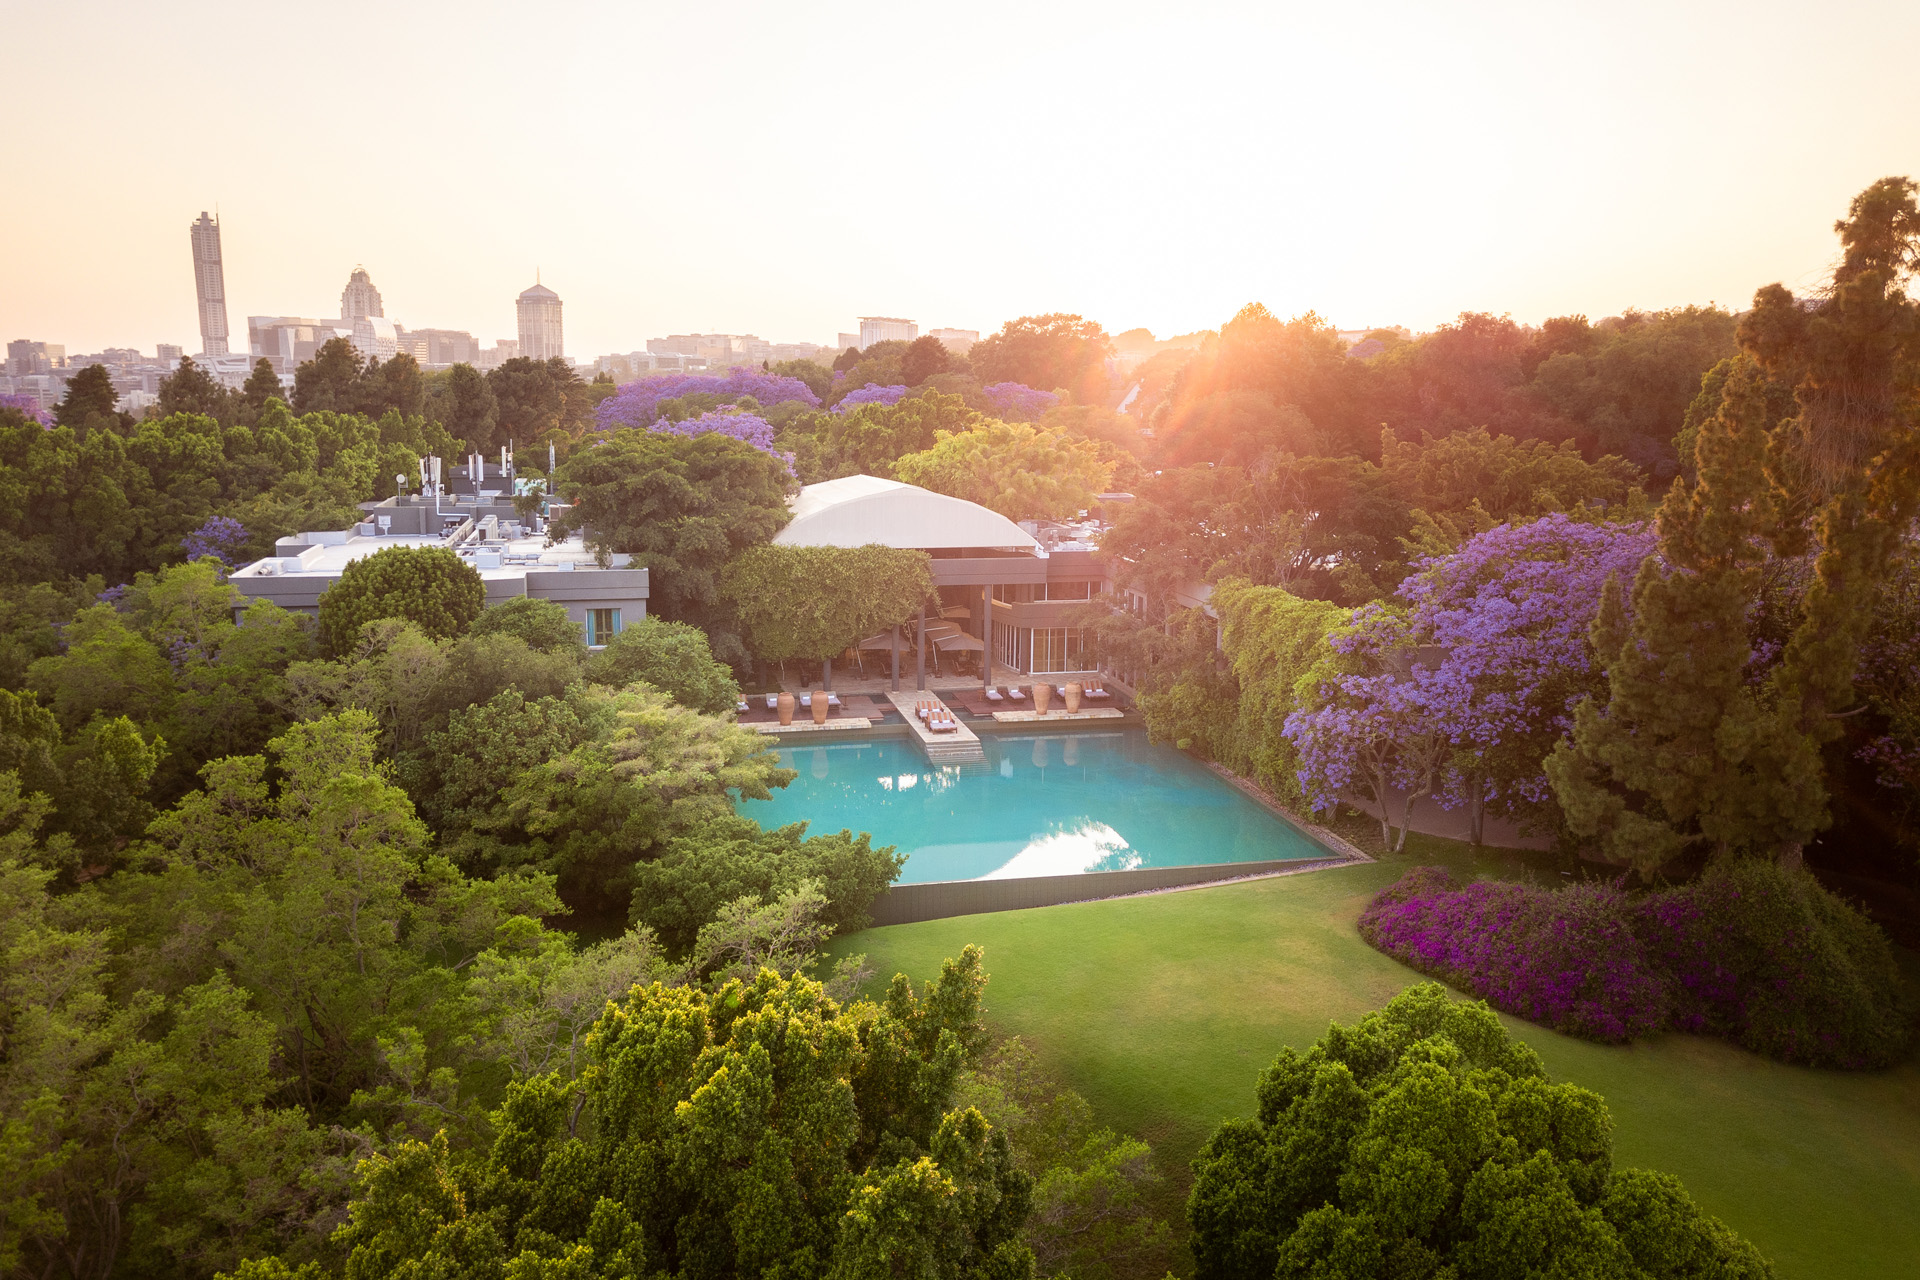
[811, 688, 829, 724]
[1065, 682, 1083, 713]
[777, 692, 795, 725]
[1033, 683, 1052, 715]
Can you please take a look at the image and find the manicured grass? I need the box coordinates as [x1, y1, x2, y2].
[828, 857, 1920, 1280]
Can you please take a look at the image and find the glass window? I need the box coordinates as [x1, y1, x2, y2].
[585, 607, 621, 647]
[1043, 580, 1094, 601]
[1029, 627, 1089, 673]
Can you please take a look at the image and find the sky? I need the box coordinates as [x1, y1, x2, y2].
[7, 0, 1920, 359]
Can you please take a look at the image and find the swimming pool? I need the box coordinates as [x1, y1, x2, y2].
[736, 729, 1333, 884]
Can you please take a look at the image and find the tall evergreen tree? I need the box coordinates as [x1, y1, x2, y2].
[1549, 178, 1920, 870]
[155, 353, 233, 419]
[241, 357, 283, 408]
[53, 363, 124, 431]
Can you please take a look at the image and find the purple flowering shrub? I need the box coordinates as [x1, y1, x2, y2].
[1639, 861, 1909, 1068]
[1360, 866, 1667, 1042]
[651, 410, 777, 452]
[595, 367, 820, 430]
[1363, 863, 1910, 1066]
[981, 382, 1058, 421]
[831, 384, 909, 413]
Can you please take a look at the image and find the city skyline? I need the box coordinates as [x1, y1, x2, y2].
[5, 2, 1920, 357]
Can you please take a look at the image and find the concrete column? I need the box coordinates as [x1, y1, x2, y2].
[915, 606, 927, 691]
[823, 656, 832, 691]
[890, 622, 900, 692]
[982, 583, 993, 695]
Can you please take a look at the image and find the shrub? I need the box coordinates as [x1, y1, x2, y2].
[315, 545, 484, 654]
[585, 615, 739, 714]
[1360, 864, 1912, 1067]
[1360, 866, 1668, 1042]
[1639, 861, 1910, 1068]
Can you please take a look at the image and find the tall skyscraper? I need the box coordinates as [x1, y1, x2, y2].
[190, 212, 230, 356]
[340, 267, 384, 322]
[516, 280, 563, 361]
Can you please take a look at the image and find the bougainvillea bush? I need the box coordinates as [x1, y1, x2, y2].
[595, 367, 820, 429]
[1361, 864, 1910, 1067]
[981, 381, 1059, 421]
[1359, 866, 1668, 1042]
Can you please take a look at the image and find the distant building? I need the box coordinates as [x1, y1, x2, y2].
[156, 343, 183, 365]
[340, 267, 384, 322]
[836, 332, 860, 354]
[479, 339, 520, 370]
[190, 211, 230, 356]
[6, 340, 64, 377]
[928, 328, 978, 356]
[858, 317, 917, 348]
[517, 282, 563, 360]
[250, 316, 353, 375]
[352, 316, 399, 362]
[397, 327, 479, 368]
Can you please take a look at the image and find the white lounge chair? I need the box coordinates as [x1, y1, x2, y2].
[985, 687, 1005, 702]
[764, 693, 778, 710]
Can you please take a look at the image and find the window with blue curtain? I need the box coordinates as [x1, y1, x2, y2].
[585, 607, 621, 647]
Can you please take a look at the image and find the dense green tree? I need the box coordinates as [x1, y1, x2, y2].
[467, 595, 587, 657]
[291, 338, 365, 414]
[1187, 984, 1773, 1280]
[315, 546, 486, 654]
[488, 356, 593, 446]
[781, 391, 984, 483]
[437, 361, 500, 452]
[970, 313, 1113, 398]
[242, 358, 284, 409]
[630, 813, 903, 955]
[156, 355, 235, 420]
[303, 947, 1032, 1280]
[894, 420, 1112, 520]
[549, 430, 793, 661]
[769, 356, 833, 401]
[902, 334, 957, 385]
[54, 363, 128, 433]
[721, 544, 934, 675]
[585, 615, 739, 714]
[355, 352, 425, 420]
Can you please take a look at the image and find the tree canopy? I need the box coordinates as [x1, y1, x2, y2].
[316, 545, 486, 655]
[720, 544, 935, 668]
[893, 420, 1112, 520]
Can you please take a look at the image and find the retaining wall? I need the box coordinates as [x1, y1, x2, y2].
[867, 856, 1355, 926]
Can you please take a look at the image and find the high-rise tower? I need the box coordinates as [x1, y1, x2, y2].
[189, 211, 230, 356]
[340, 267, 384, 321]
[516, 280, 564, 361]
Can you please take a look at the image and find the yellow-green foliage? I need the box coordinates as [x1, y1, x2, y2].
[1210, 580, 1349, 805]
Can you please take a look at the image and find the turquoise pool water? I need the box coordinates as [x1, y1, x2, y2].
[736, 729, 1331, 884]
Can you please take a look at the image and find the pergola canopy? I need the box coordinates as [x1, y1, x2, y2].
[773, 475, 1040, 552]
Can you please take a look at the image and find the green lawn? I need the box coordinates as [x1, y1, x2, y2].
[828, 858, 1920, 1280]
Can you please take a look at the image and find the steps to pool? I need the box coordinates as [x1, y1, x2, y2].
[887, 691, 987, 764]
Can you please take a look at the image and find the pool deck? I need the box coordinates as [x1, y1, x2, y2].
[990, 706, 1125, 723]
[886, 691, 987, 764]
[752, 717, 874, 735]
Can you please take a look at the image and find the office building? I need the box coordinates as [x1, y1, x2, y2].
[6, 340, 64, 377]
[340, 267, 384, 321]
[517, 282, 563, 360]
[928, 328, 979, 356]
[397, 328, 479, 368]
[858, 317, 918, 348]
[190, 211, 230, 356]
[479, 339, 520, 370]
[836, 332, 860, 354]
[250, 317, 352, 374]
[352, 316, 399, 362]
[156, 344, 183, 364]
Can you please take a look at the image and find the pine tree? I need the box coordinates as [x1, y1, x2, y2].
[1549, 178, 1920, 871]
[241, 357, 283, 408]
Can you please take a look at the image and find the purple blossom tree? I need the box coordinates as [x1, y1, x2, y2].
[981, 382, 1059, 422]
[830, 384, 908, 413]
[1397, 514, 1656, 839]
[1284, 605, 1452, 850]
[181, 515, 251, 566]
[595, 367, 821, 431]
[0, 393, 52, 426]
[652, 410, 777, 453]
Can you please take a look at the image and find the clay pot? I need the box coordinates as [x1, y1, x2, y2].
[777, 692, 795, 726]
[811, 688, 829, 724]
[1065, 682, 1083, 713]
[1033, 683, 1052, 715]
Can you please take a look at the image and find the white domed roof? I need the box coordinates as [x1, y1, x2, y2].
[773, 475, 1038, 551]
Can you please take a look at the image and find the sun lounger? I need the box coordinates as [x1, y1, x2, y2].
[985, 687, 1004, 702]
[828, 693, 842, 708]
[799, 692, 812, 707]
[764, 693, 778, 710]
[736, 698, 750, 713]
[1086, 679, 1111, 698]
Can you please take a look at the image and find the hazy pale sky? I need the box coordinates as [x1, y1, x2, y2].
[7, 0, 1919, 359]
